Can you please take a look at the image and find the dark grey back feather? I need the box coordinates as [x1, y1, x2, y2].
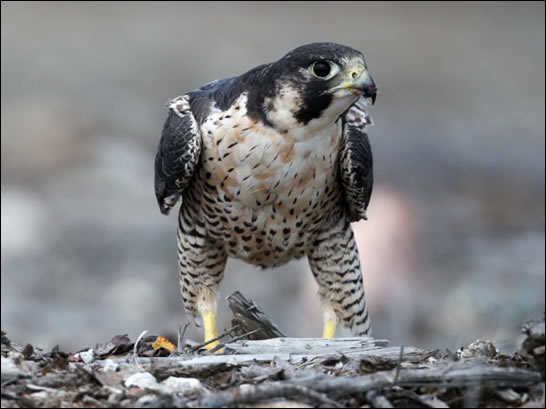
[187, 63, 275, 127]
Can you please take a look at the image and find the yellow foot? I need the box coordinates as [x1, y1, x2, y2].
[322, 319, 336, 338]
[202, 310, 223, 352]
[204, 340, 221, 351]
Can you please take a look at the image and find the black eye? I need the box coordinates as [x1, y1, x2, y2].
[312, 61, 331, 78]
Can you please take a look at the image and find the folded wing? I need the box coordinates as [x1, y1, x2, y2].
[339, 100, 374, 222]
[154, 95, 202, 215]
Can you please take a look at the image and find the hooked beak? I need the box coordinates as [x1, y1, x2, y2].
[338, 66, 377, 105]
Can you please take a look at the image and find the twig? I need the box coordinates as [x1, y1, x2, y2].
[133, 330, 148, 364]
[1, 379, 18, 388]
[207, 328, 263, 354]
[224, 336, 394, 356]
[197, 381, 344, 408]
[177, 322, 191, 353]
[393, 345, 404, 383]
[189, 325, 240, 353]
[297, 364, 542, 393]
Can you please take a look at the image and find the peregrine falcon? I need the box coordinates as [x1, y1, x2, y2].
[155, 42, 377, 350]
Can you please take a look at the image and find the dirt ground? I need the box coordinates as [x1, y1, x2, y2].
[1, 2, 545, 352]
[1, 311, 544, 408]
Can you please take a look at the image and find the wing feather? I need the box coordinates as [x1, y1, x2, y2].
[154, 95, 202, 215]
[339, 100, 374, 222]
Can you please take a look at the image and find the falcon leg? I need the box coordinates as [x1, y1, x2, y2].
[202, 311, 218, 346]
[197, 287, 220, 350]
[322, 304, 337, 338]
[307, 218, 372, 337]
[177, 205, 227, 351]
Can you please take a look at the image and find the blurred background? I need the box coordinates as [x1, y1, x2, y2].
[1, 1, 544, 353]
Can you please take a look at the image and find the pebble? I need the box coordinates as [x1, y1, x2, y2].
[76, 348, 95, 364]
[101, 359, 119, 372]
[160, 376, 206, 394]
[1, 356, 22, 380]
[30, 391, 49, 400]
[124, 372, 160, 391]
[137, 395, 160, 405]
[457, 339, 497, 359]
[124, 372, 206, 395]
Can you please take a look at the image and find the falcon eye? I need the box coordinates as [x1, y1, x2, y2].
[312, 61, 331, 77]
[310, 61, 339, 80]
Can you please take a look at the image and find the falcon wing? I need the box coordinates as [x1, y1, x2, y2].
[339, 99, 374, 222]
[154, 95, 202, 215]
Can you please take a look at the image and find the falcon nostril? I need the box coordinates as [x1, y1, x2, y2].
[352, 72, 358, 79]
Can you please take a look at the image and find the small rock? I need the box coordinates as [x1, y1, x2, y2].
[8, 351, 24, 364]
[518, 318, 545, 377]
[127, 385, 147, 398]
[22, 344, 34, 359]
[30, 391, 49, 400]
[420, 397, 450, 408]
[457, 339, 497, 359]
[124, 372, 160, 391]
[426, 356, 438, 364]
[94, 369, 123, 387]
[81, 395, 106, 407]
[101, 359, 119, 372]
[160, 376, 206, 394]
[137, 395, 161, 405]
[75, 348, 95, 364]
[107, 389, 124, 405]
[495, 388, 522, 403]
[1, 356, 22, 380]
[1, 330, 10, 345]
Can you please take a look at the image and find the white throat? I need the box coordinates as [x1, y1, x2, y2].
[264, 85, 358, 139]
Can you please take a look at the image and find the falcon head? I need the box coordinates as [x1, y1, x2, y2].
[256, 42, 377, 131]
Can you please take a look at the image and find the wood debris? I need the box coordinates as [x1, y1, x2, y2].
[1, 297, 544, 408]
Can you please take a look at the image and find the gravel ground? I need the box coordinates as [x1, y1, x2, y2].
[1, 316, 544, 408]
[1, 2, 544, 352]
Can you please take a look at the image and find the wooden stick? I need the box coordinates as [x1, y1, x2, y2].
[226, 291, 286, 339]
[197, 382, 344, 408]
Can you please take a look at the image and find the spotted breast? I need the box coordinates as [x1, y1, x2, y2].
[186, 93, 345, 268]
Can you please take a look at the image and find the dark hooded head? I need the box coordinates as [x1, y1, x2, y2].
[256, 42, 377, 130]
